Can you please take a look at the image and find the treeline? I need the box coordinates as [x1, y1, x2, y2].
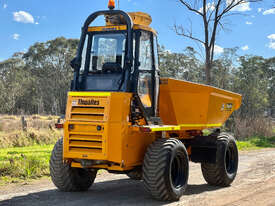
[0, 37, 78, 115]
[0, 37, 274, 121]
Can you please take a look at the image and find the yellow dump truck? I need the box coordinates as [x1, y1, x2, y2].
[50, 0, 242, 201]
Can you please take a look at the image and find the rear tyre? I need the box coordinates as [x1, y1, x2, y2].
[50, 138, 97, 191]
[143, 138, 189, 201]
[201, 133, 238, 186]
[126, 167, 142, 180]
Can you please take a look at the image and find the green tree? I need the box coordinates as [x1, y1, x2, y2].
[264, 57, 275, 116]
[233, 56, 269, 118]
[159, 46, 203, 83]
[23, 37, 78, 114]
[211, 47, 238, 90]
[0, 54, 29, 114]
[0, 37, 78, 115]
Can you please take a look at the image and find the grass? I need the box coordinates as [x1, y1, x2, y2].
[0, 144, 106, 186]
[0, 144, 53, 185]
[0, 115, 62, 184]
[0, 136, 274, 185]
[0, 115, 273, 185]
[0, 114, 62, 148]
[237, 136, 275, 150]
[0, 128, 61, 149]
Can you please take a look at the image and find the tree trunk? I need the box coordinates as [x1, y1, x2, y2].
[205, 48, 211, 85]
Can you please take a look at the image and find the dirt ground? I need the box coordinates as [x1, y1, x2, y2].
[0, 149, 275, 206]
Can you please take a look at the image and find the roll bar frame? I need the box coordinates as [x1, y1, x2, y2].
[71, 10, 133, 91]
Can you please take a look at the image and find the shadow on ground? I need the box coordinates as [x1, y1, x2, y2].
[0, 178, 222, 206]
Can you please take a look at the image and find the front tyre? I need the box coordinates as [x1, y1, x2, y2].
[50, 138, 97, 191]
[201, 133, 238, 186]
[142, 138, 189, 201]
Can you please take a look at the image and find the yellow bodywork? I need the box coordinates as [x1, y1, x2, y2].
[88, 24, 157, 35]
[63, 92, 155, 171]
[63, 78, 241, 171]
[159, 78, 241, 130]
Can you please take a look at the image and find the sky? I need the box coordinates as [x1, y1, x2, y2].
[0, 0, 275, 62]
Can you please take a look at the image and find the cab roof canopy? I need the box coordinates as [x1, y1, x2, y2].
[88, 12, 157, 35]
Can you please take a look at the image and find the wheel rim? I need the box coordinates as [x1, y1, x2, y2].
[171, 151, 187, 189]
[225, 143, 237, 174]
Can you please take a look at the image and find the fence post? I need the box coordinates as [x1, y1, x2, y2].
[21, 116, 27, 131]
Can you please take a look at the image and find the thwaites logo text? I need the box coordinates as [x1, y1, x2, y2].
[78, 99, 100, 106]
[221, 103, 233, 111]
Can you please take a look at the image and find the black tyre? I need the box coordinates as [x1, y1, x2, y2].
[50, 138, 97, 191]
[142, 138, 189, 201]
[126, 167, 142, 180]
[201, 133, 238, 186]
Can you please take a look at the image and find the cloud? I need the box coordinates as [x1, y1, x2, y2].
[263, 8, 275, 15]
[268, 42, 275, 49]
[13, 11, 34, 24]
[13, 33, 20, 40]
[35, 22, 39, 25]
[268, 34, 275, 40]
[3, 4, 7, 9]
[257, 8, 263, 13]
[198, 2, 215, 13]
[245, 21, 252, 25]
[241, 45, 249, 51]
[214, 45, 224, 54]
[228, 1, 251, 12]
[267, 34, 275, 50]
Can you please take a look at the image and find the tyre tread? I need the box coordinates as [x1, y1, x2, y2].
[142, 138, 188, 201]
[201, 133, 238, 186]
[50, 138, 97, 192]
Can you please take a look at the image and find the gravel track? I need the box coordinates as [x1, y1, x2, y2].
[0, 149, 275, 206]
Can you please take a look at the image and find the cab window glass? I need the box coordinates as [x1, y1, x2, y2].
[138, 72, 152, 108]
[79, 36, 88, 74]
[90, 33, 126, 71]
[153, 35, 159, 70]
[139, 32, 152, 71]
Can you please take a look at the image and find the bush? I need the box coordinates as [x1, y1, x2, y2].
[232, 116, 274, 140]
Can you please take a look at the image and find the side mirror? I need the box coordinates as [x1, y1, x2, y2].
[70, 57, 81, 71]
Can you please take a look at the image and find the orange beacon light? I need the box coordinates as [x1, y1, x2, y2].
[108, 0, 115, 10]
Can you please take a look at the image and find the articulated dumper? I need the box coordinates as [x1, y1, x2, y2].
[50, 0, 242, 201]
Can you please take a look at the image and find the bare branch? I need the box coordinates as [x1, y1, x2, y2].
[217, 0, 262, 20]
[207, 6, 216, 23]
[173, 24, 205, 44]
[209, 0, 223, 60]
[178, 0, 203, 16]
[217, 21, 225, 31]
[174, 0, 263, 84]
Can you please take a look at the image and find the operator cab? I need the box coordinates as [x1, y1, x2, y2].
[79, 32, 127, 91]
[71, 5, 160, 118]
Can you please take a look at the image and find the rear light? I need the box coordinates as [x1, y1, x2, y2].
[55, 123, 63, 129]
[139, 127, 152, 133]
